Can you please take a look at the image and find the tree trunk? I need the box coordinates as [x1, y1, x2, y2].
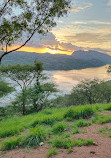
[22, 90, 26, 115]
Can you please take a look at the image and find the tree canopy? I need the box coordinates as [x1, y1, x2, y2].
[0, 61, 43, 114]
[0, 0, 70, 63]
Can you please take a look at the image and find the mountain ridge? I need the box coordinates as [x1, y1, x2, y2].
[1, 50, 111, 70]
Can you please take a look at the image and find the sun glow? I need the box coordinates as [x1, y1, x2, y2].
[7, 45, 73, 55]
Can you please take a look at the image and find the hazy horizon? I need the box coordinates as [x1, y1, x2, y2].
[2, 0, 111, 56]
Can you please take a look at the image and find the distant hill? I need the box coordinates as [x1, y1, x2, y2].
[72, 50, 111, 64]
[1, 50, 111, 70]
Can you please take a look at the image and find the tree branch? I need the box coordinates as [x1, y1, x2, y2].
[0, 0, 11, 17]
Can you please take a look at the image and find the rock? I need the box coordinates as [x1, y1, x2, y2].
[39, 142, 44, 146]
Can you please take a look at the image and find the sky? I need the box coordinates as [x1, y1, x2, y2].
[7, 0, 111, 55]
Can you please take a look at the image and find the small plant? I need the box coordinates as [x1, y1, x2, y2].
[98, 126, 111, 137]
[23, 125, 49, 147]
[92, 113, 111, 124]
[46, 148, 58, 158]
[104, 104, 111, 111]
[71, 127, 79, 134]
[68, 146, 73, 153]
[0, 136, 23, 150]
[64, 106, 94, 120]
[49, 136, 94, 149]
[52, 122, 67, 134]
[74, 119, 92, 127]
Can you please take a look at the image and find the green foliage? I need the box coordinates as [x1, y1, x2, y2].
[46, 148, 58, 158]
[54, 79, 111, 107]
[26, 82, 57, 112]
[49, 136, 94, 149]
[0, 0, 70, 62]
[0, 136, 23, 150]
[104, 104, 111, 111]
[32, 114, 63, 127]
[64, 105, 94, 119]
[92, 113, 111, 124]
[52, 122, 67, 134]
[23, 126, 50, 147]
[0, 81, 14, 98]
[71, 127, 80, 134]
[0, 62, 43, 115]
[74, 119, 92, 127]
[0, 116, 25, 138]
[98, 126, 111, 137]
[1, 104, 111, 151]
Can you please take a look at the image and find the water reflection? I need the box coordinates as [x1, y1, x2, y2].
[0, 65, 110, 106]
[51, 65, 110, 91]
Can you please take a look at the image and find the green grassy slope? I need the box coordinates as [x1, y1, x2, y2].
[0, 103, 111, 153]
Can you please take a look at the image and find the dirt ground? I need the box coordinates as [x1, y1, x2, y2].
[1, 122, 111, 158]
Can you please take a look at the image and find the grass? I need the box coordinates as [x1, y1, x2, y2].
[98, 126, 111, 137]
[73, 119, 92, 127]
[64, 105, 95, 120]
[52, 122, 67, 134]
[71, 127, 80, 134]
[0, 125, 51, 150]
[0, 136, 23, 150]
[49, 136, 94, 149]
[92, 113, 111, 124]
[46, 148, 58, 158]
[0, 103, 111, 151]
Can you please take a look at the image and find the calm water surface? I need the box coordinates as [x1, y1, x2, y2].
[0, 65, 110, 106]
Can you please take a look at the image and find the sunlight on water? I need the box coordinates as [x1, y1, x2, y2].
[51, 65, 110, 91]
[0, 65, 110, 106]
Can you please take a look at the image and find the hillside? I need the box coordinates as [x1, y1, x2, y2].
[0, 104, 111, 158]
[1, 50, 111, 70]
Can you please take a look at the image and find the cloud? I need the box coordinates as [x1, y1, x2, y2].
[11, 32, 84, 55]
[69, 3, 93, 12]
[107, 0, 111, 6]
[72, 20, 111, 26]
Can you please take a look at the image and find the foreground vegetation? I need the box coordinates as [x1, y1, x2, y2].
[0, 103, 111, 157]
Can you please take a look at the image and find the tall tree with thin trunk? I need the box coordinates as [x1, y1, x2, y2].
[0, 61, 43, 115]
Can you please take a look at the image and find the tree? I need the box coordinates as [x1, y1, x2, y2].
[0, 0, 70, 63]
[99, 81, 111, 103]
[64, 79, 103, 106]
[0, 61, 43, 115]
[0, 80, 14, 98]
[27, 82, 57, 112]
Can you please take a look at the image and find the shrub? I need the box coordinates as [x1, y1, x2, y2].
[52, 122, 67, 134]
[92, 113, 111, 124]
[74, 119, 92, 127]
[0, 136, 23, 150]
[23, 125, 50, 147]
[0, 126, 23, 138]
[64, 106, 94, 120]
[104, 104, 111, 111]
[49, 136, 94, 149]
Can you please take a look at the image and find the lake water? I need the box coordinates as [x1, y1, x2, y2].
[0, 65, 110, 107]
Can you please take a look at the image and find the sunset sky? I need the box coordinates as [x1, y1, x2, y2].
[9, 0, 111, 55]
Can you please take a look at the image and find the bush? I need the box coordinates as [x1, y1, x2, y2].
[92, 113, 111, 124]
[0, 136, 23, 150]
[64, 106, 94, 120]
[49, 136, 94, 149]
[23, 125, 50, 147]
[52, 122, 67, 134]
[74, 119, 92, 127]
